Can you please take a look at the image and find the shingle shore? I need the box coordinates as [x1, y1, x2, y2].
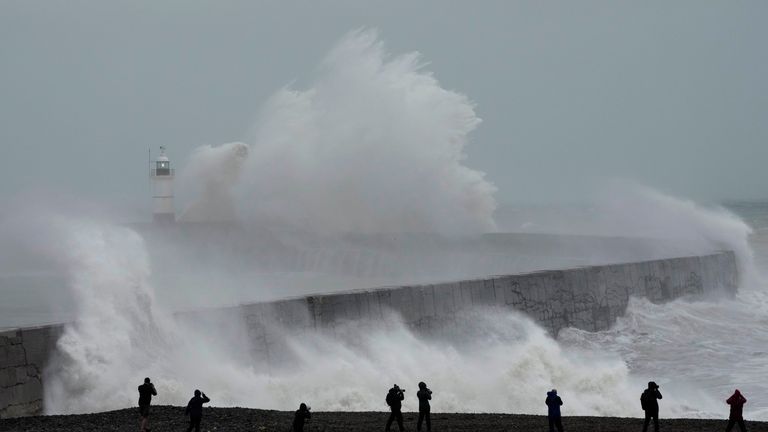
[1, 405, 767, 432]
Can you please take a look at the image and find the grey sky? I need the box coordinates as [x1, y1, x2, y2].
[1, 0, 767, 219]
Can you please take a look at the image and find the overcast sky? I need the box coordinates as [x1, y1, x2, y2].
[1, 0, 767, 219]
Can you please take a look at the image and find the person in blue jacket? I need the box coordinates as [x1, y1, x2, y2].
[546, 389, 564, 432]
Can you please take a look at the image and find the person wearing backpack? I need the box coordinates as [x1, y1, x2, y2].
[641, 381, 663, 432]
[385, 384, 405, 432]
[292, 402, 312, 432]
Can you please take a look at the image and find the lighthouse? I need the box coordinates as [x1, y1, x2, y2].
[151, 146, 175, 223]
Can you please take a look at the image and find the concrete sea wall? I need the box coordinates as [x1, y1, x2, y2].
[221, 251, 737, 365]
[0, 251, 738, 417]
[0, 325, 62, 418]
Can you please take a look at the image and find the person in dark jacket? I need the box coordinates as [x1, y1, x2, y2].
[185, 389, 210, 432]
[416, 381, 432, 432]
[641, 381, 663, 432]
[545, 389, 564, 432]
[292, 403, 312, 432]
[385, 384, 405, 432]
[725, 389, 747, 432]
[137, 377, 157, 432]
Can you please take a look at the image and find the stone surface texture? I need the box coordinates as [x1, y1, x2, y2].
[0, 326, 61, 418]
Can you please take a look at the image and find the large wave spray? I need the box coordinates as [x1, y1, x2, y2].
[40, 217, 653, 416]
[593, 184, 755, 277]
[180, 29, 497, 234]
[33, 215, 728, 418]
[9, 189, 759, 418]
[178, 142, 249, 223]
[43, 220, 168, 412]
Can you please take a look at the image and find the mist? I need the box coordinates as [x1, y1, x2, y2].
[178, 141, 249, 223]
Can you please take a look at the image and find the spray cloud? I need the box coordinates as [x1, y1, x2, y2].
[181, 28, 497, 234]
[178, 141, 249, 223]
[38, 216, 654, 416]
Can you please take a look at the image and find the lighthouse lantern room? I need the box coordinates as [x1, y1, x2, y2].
[151, 146, 175, 223]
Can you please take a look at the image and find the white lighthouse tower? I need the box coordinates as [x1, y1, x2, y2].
[151, 146, 175, 223]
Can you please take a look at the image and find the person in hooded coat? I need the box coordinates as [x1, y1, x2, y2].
[292, 403, 312, 432]
[641, 381, 662, 432]
[545, 389, 564, 432]
[726, 389, 747, 432]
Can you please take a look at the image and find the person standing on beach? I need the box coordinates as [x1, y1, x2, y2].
[385, 384, 405, 432]
[185, 389, 211, 432]
[137, 377, 157, 432]
[641, 381, 662, 432]
[416, 381, 432, 432]
[292, 403, 312, 432]
[725, 389, 747, 432]
[545, 389, 564, 432]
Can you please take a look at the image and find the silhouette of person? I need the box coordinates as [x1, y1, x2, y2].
[546, 389, 564, 432]
[137, 377, 157, 432]
[385, 384, 405, 432]
[416, 381, 432, 432]
[725, 389, 747, 432]
[641, 381, 662, 432]
[185, 389, 211, 432]
[292, 402, 312, 432]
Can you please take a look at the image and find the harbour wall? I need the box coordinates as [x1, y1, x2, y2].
[0, 251, 738, 417]
[0, 325, 62, 418]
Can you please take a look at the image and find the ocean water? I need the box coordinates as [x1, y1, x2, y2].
[559, 201, 768, 419]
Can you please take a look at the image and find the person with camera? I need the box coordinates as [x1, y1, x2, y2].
[185, 389, 211, 432]
[641, 381, 663, 432]
[545, 389, 564, 432]
[292, 402, 312, 432]
[137, 377, 157, 432]
[725, 389, 747, 432]
[416, 381, 432, 432]
[385, 384, 406, 432]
